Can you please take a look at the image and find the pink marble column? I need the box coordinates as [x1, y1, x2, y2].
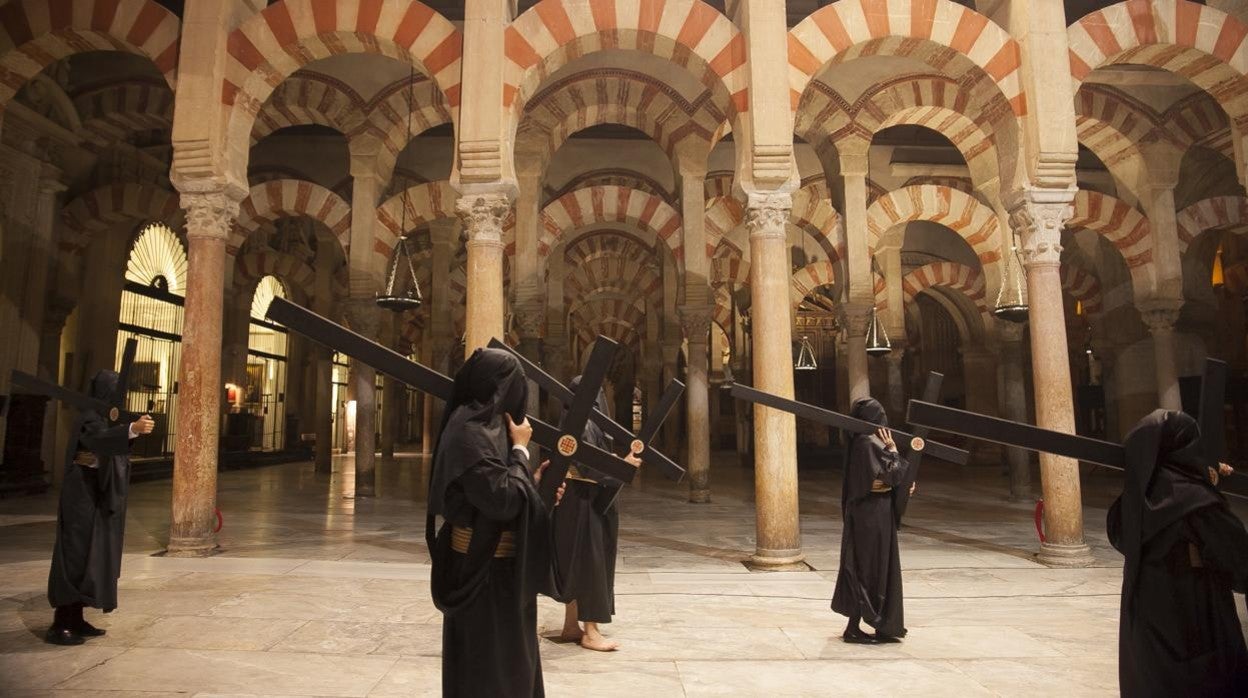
[680, 305, 714, 503]
[843, 302, 872, 403]
[168, 190, 240, 556]
[456, 192, 511, 356]
[346, 300, 380, 497]
[997, 323, 1032, 500]
[1140, 299, 1183, 411]
[1010, 190, 1093, 567]
[745, 193, 803, 568]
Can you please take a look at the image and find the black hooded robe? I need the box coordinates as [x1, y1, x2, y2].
[550, 379, 621, 624]
[1106, 409, 1248, 698]
[428, 348, 562, 698]
[47, 370, 132, 613]
[831, 398, 910, 638]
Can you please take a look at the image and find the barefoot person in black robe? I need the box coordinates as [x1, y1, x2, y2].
[1107, 409, 1248, 697]
[46, 369, 155, 646]
[551, 377, 640, 652]
[427, 348, 565, 698]
[832, 397, 913, 644]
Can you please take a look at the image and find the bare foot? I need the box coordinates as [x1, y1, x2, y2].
[560, 603, 583, 642]
[580, 624, 619, 652]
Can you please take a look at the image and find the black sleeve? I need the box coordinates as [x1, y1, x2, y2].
[457, 448, 535, 522]
[872, 442, 910, 487]
[1107, 496, 1124, 553]
[1189, 504, 1248, 593]
[78, 419, 133, 458]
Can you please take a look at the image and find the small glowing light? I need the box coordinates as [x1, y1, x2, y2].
[1212, 242, 1226, 288]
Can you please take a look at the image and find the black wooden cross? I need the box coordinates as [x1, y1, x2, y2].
[894, 371, 944, 520]
[728, 383, 971, 465]
[905, 358, 1239, 494]
[487, 338, 686, 482]
[265, 298, 638, 507]
[592, 377, 687, 514]
[8, 338, 139, 425]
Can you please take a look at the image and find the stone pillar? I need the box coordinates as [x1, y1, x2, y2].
[745, 193, 803, 568]
[456, 192, 511, 356]
[1140, 299, 1183, 411]
[167, 189, 241, 556]
[998, 324, 1032, 498]
[962, 345, 1003, 466]
[885, 348, 905, 420]
[1010, 190, 1093, 566]
[346, 301, 380, 497]
[312, 264, 334, 474]
[381, 371, 399, 459]
[424, 218, 457, 453]
[843, 302, 872, 403]
[680, 305, 714, 503]
[660, 339, 682, 454]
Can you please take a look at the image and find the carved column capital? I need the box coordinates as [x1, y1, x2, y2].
[1140, 298, 1183, 334]
[842, 301, 874, 339]
[1007, 188, 1075, 268]
[181, 190, 242, 242]
[512, 304, 545, 340]
[678, 304, 715, 344]
[455, 192, 512, 247]
[744, 192, 792, 240]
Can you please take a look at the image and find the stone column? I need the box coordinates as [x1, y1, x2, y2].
[885, 348, 905, 420]
[346, 300, 380, 497]
[745, 193, 803, 568]
[424, 218, 457, 453]
[312, 264, 334, 474]
[168, 189, 241, 556]
[660, 339, 682, 454]
[998, 324, 1032, 498]
[456, 192, 511, 356]
[843, 302, 873, 403]
[680, 305, 714, 503]
[1010, 190, 1093, 566]
[962, 345, 1003, 466]
[380, 371, 399, 459]
[1140, 299, 1183, 411]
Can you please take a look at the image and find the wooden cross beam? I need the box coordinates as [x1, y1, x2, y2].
[895, 371, 943, 520]
[265, 298, 638, 507]
[905, 358, 1236, 490]
[487, 338, 686, 482]
[729, 383, 971, 465]
[593, 378, 686, 514]
[9, 338, 139, 425]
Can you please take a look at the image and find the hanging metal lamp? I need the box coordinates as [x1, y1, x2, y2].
[1212, 240, 1226, 289]
[865, 307, 892, 356]
[376, 63, 423, 313]
[794, 336, 818, 371]
[993, 237, 1029, 323]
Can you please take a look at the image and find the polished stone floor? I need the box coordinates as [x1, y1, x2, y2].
[1, 450, 1243, 696]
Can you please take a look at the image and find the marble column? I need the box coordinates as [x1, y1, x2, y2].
[456, 192, 511, 356]
[962, 345, 1003, 466]
[1140, 299, 1184, 411]
[745, 193, 803, 568]
[680, 305, 714, 503]
[843, 302, 873, 403]
[168, 190, 241, 556]
[312, 265, 334, 474]
[885, 348, 905, 422]
[660, 339, 682, 455]
[380, 371, 398, 459]
[1010, 190, 1093, 566]
[345, 300, 380, 497]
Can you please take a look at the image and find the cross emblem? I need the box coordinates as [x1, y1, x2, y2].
[8, 338, 138, 426]
[265, 298, 640, 507]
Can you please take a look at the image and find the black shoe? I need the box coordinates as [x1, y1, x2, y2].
[842, 628, 879, 645]
[72, 620, 106, 638]
[873, 633, 903, 644]
[45, 626, 86, 646]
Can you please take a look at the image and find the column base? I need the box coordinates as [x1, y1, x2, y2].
[747, 549, 806, 571]
[163, 537, 220, 558]
[688, 488, 711, 504]
[1036, 541, 1095, 568]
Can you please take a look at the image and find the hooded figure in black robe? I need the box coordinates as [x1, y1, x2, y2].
[1107, 409, 1248, 697]
[551, 377, 623, 646]
[47, 370, 136, 645]
[831, 397, 911, 643]
[427, 348, 563, 698]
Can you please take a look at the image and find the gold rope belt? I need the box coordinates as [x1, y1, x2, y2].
[870, 480, 893, 493]
[450, 526, 516, 558]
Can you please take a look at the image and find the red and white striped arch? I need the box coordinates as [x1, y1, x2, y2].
[376, 179, 458, 265]
[0, 0, 179, 117]
[902, 262, 989, 325]
[539, 185, 684, 266]
[1068, 1, 1248, 127]
[233, 248, 317, 306]
[60, 183, 183, 253]
[792, 183, 844, 265]
[790, 261, 838, 308]
[1069, 190, 1154, 292]
[1176, 195, 1248, 253]
[250, 74, 365, 144]
[788, 0, 1026, 115]
[570, 295, 647, 348]
[1060, 261, 1105, 316]
[1074, 85, 1162, 172]
[703, 195, 744, 255]
[73, 78, 173, 145]
[503, 0, 747, 123]
[223, 0, 462, 180]
[712, 251, 749, 288]
[234, 179, 352, 257]
[866, 185, 1002, 269]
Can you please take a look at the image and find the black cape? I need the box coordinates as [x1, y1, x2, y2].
[1107, 409, 1248, 697]
[550, 377, 621, 623]
[831, 398, 910, 637]
[427, 348, 562, 698]
[47, 370, 132, 611]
